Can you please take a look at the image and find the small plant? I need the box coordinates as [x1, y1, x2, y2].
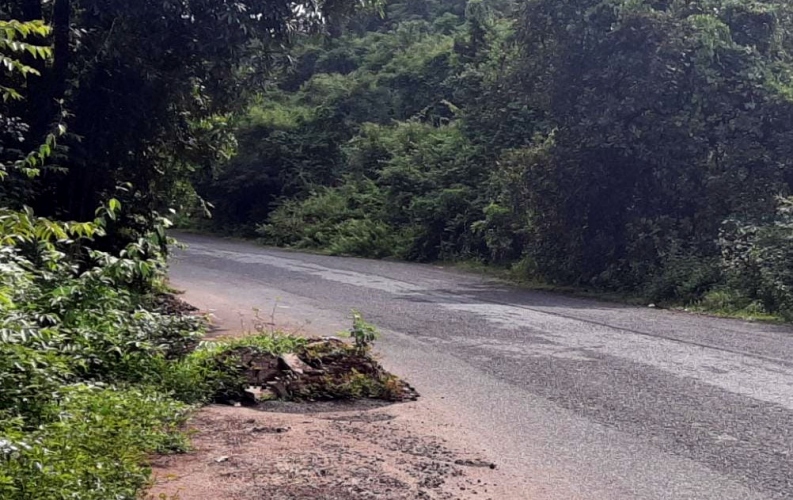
[350, 310, 378, 351]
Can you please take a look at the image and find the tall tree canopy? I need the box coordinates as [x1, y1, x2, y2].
[0, 0, 374, 246]
[512, 0, 793, 287]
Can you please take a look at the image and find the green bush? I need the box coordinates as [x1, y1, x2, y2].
[259, 121, 485, 261]
[259, 179, 411, 258]
[642, 253, 722, 304]
[0, 241, 203, 421]
[0, 203, 211, 499]
[719, 198, 793, 319]
[328, 218, 409, 258]
[695, 289, 768, 319]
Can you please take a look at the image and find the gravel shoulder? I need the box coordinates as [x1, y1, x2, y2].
[147, 402, 509, 500]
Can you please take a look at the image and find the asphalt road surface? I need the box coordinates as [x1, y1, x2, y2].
[170, 234, 793, 500]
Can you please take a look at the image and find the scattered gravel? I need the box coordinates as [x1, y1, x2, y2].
[147, 404, 500, 500]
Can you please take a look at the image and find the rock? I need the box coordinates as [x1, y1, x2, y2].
[454, 459, 497, 469]
[252, 426, 290, 434]
[279, 353, 323, 375]
[251, 364, 281, 385]
[244, 386, 276, 404]
[306, 337, 345, 348]
[214, 456, 230, 463]
[266, 380, 290, 398]
[648, 303, 656, 308]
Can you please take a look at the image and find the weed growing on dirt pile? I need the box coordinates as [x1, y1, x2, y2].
[168, 323, 417, 405]
[158, 334, 310, 404]
[350, 309, 378, 352]
[292, 334, 416, 401]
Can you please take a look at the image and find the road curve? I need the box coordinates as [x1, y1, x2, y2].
[169, 234, 793, 500]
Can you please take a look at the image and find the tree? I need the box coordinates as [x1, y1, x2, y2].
[0, 0, 377, 247]
[0, 18, 54, 179]
[507, 0, 793, 289]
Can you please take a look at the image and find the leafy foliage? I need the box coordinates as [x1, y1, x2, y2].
[0, 18, 57, 180]
[719, 197, 793, 318]
[0, 386, 190, 500]
[510, 0, 793, 292]
[259, 120, 486, 260]
[0, 0, 378, 246]
[0, 206, 208, 499]
[0, 20, 51, 102]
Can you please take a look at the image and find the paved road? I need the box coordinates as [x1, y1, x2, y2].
[170, 234, 793, 500]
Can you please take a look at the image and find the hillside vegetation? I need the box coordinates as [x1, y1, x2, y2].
[195, 0, 793, 319]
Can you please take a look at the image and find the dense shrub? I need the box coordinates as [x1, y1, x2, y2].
[260, 121, 486, 261]
[0, 198, 208, 499]
[260, 180, 411, 258]
[718, 198, 793, 319]
[0, 229, 202, 415]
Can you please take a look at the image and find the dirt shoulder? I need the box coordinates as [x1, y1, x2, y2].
[148, 401, 504, 500]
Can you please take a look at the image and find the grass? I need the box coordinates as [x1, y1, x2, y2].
[449, 260, 787, 323]
[687, 289, 783, 323]
[201, 333, 308, 355]
[0, 385, 191, 500]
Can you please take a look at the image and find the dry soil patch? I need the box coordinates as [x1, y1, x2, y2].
[148, 403, 503, 500]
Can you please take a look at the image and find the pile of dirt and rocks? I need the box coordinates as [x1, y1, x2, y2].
[218, 338, 419, 405]
[154, 293, 199, 315]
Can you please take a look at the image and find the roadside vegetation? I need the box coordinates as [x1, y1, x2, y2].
[188, 0, 793, 320]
